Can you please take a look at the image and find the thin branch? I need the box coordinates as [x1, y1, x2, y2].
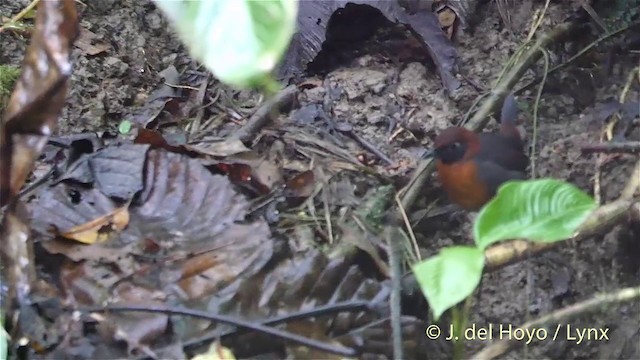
[396, 193, 421, 262]
[344, 130, 395, 166]
[471, 286, 640, 360]
[78, 303, 357, 357]
[485, 197, 633, 271]
[384, 224, 404, 360]
[516, 22, 639, 94]
[581, 141, 640, 155]
[620, 158, 640, 200]
[484, 156, 640, 270]
[140, 301, 375, 358]
[231, 85, 298, 143]
[529, 48, 549, 178]
[0, 0, 40, 33]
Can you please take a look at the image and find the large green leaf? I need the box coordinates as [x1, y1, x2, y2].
[412, 246, 485, 320]
[153, 0, 297, 89]
[474, 179, 597, 249]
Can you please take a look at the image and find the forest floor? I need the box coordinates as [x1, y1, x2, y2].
[1, 0, 639, 359]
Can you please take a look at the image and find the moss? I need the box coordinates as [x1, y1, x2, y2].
[0, 65, 20, 95]
[0, 64, 21, 111]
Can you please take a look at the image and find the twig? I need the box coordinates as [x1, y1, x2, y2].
[592, 131, 608, 205]
[350, 215, 392, 276]
[384, 223, 404, 360]
[322, 186, 334, 244]
[186, 77, 209, 137]
[0, 0, 40, 33]
[525, 0, 550, 42]
[581, 141, 640, 155]
[515, 22, 638, 95]
[580, 2, 609, 34]
[529, 48, 549, 178]
[231, 85, 298, 143]
[395, 193, 420, 262]
[594, 65, 638, 203]
[345, 131, 395, 166]
[619, 159, 640, 200]
[18, 165, 57, 199]
[141, 301, 375, 358]
[78, 303, 358, 357]
[470, 286, 640, 360]
[467, 24, 574, 131]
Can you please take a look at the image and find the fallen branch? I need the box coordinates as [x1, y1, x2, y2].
[134, 301, 375, 359]
[470, 286, 640, 360]
[484, 197, 633, 270]
[336, 123, 395, 166]
[231, 84, 298, 143]
[485, 130, 640, 269]
[581, 141, 640, 155]
[176, 301, 376, 352]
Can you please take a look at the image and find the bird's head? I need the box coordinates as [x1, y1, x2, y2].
[423, 127, 480, 164]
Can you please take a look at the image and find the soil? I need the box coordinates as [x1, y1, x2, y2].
[1, 0, 639, 359]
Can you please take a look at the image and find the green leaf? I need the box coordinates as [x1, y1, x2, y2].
[412, 246, 485, 320]
[153, 0, 298, 90]
[118, 120, 132, 134]
[474, 179, 597, 249]
[0, 313, 6, 360]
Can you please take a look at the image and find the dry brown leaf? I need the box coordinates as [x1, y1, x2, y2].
[183, 138, 250, 157]
[59, 205, 130, 244]
[75, 27, 110, 55]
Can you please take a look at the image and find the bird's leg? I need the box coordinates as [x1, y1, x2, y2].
[466, 212, 479, 224]
[461, 212, 477, 243]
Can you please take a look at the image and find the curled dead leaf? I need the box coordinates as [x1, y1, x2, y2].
[58, 205, 130, 244]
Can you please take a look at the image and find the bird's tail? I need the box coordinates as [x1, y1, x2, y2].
[499, 92, 522, 141]
[500, 93, 518, 124]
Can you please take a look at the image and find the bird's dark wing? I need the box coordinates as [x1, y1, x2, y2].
[474, 160, 527, 197]
[476, 133, 528, 172]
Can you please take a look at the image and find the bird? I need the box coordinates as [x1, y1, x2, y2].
[423, 94, 529, 210]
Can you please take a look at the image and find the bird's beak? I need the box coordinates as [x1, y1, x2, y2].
[421, 149, 435, 159]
